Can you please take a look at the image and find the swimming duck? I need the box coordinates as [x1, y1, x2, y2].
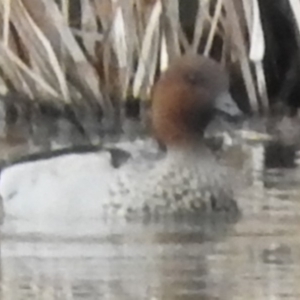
[107, 54, 242, 216]
[0, 54, 242, 228]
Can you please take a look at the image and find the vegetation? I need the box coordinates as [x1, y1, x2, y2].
[0, 0, 299, 128]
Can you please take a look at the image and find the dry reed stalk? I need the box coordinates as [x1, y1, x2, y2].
[0, 42, 61, 99]
[204, 0, 223, 56]
[7, 0, 69, 101]
[223, 0, 260, 112]
[161, 0, 180, 60]
[248, 0, 268, 111]
[2, 0, 10, 46]
[133, 0, 161, 98]
[111, 0, 131, 98]
[192, 0, 207, 53]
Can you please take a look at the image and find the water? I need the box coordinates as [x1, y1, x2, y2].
[0, 142, 300, 299]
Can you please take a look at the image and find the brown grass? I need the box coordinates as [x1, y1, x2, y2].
[0, 0, 298, 119]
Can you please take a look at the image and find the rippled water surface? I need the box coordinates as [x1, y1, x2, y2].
[1, 143, 300, 299]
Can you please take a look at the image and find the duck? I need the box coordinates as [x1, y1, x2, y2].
[107, 54, 242, 216]
[0, 54, 242, 231]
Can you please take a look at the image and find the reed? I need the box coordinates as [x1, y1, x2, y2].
[0, 0, 298, 122]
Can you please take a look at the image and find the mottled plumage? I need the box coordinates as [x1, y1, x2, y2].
[108, 146, 236, 216]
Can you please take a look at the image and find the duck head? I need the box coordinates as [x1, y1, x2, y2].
[151, 54, 242, 148]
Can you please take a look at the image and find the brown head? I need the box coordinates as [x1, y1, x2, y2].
[151, 54, 241, 148]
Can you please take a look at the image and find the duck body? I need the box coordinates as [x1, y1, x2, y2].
[0, 54, 242, 228]
[108, 145, 236, 217]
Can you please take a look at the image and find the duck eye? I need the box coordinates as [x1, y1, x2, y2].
[185, 73, 198, 85]
[185, 72, 205, 86]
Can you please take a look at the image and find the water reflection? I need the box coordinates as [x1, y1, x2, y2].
[0, 142, 300, 299]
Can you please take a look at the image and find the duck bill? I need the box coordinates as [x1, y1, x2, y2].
[214, 92, 242, 119]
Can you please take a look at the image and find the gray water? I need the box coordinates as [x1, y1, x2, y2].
[0, 143, 300, 300]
